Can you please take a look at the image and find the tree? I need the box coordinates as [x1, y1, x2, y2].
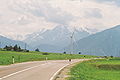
[18, 46, 21, 51]
[13, 44, 18, 51]
[4, 45, 12, 51]
[18, 46, 21, 50]
[110, 56, 113, 58]
[9, 46, 13, 51]
[35, 48, 39, 52]
[78, 52, 81, 54]
[63, 52, 66, 54]
[4, 45, 9, 51]
[4, 45, 8, 49]
[26, 50, 29, 52]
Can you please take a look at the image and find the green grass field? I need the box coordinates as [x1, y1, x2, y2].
[69, 58, 120, 80]
[0, 51, 95, 65]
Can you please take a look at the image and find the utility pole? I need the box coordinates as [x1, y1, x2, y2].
[25, 43, 27, 50]
[0, 42, 1, 49]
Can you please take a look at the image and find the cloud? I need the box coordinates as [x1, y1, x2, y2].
[0, 0, 120, 40]
[93, 0, 120, 6]
[84, 8, 103, 18]
[9, 0, 74, 25]
[30, 5, 74, 25]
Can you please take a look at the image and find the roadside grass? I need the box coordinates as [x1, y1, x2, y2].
[0, 51, 95, 65]
[69, 58, 120, 80]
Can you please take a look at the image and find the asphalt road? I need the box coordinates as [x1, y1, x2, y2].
[0, 59, 86, 80]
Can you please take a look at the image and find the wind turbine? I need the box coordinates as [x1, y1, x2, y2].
[70, 28, 75, 54]
[68, 28, 76, 62]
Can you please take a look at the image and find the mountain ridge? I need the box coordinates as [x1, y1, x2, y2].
[0, 35, 25, 48]
[24, 25, 91, 52]
[70, 25, 120, 56]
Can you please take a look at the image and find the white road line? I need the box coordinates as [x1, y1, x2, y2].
[0, 63, 48, 80]
[50, 60, 85, 80]
[0, 60, 81, 80]
[50, 64, 69, 80]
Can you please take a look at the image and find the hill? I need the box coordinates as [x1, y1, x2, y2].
[0, 35, 29, 49]
[70, 25, 120, 56]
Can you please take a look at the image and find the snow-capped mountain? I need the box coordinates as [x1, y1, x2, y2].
[78, 27, 99, 34]
[23, 25, 91, 52]
[6, 34, 25, 41]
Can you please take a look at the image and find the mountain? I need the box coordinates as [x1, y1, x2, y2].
[69, 25, 120, 56]
[0, 35, 29, 49]
[35, 44, 62, 52]
[24, 25, 90, 52]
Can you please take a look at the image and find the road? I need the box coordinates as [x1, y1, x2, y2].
[0, 59, 86, 80]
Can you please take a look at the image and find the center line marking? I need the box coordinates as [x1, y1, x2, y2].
[0, 63, 48, 80]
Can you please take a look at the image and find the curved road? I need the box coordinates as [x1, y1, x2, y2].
[0, 59, 86, 80]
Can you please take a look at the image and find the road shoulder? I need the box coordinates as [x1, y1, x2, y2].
[55, 59, 90, 80]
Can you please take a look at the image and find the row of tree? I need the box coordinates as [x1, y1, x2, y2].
[4, 45, 29, 52]
[3, 45, 82, 54]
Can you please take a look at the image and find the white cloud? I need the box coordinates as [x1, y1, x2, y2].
[0, 0, 120, 40]
[83, 8, 103, 18]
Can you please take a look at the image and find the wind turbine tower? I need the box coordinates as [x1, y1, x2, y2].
[70, 31, 75, 54]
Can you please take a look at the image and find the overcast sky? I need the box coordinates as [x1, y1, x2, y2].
[0, 0, 120, 40]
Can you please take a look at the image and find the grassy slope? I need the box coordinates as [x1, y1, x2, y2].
[69, 58, 120, 80]
[0, 51, 95, 65]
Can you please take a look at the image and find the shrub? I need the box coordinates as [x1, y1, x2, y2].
[42, 53, 49, 55]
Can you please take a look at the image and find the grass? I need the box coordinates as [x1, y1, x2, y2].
[0, 51, 95, 65]
[69, 58, 120, 80]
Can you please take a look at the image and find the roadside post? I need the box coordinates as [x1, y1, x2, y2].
[12, 56, 15, 64]
[18, 55, 20, 62]
[46, 57, 48, 63]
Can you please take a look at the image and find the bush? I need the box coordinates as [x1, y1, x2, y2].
[42, 53, 49, 55]
[110, 56, 113, 58]
[104, 56, 108, 58]
[35, 48, 40, 52]
[26, 50, 29, 52]
[63, 52, 66, 54]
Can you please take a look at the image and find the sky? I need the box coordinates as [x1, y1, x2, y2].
[0, 0, 120, 40]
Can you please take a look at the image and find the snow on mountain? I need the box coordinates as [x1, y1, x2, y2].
[23, 25, 91, 52]
[77, 27, 99, 34]
[25, 28, 47, 42]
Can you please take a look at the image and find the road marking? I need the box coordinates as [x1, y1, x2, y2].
[0, 60, 83, 80]
[0, 63, 48, 80]
[50, 64, 69, 80]
[49, 60, 85, 80]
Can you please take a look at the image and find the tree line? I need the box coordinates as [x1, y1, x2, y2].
[3, 44, 29, 52]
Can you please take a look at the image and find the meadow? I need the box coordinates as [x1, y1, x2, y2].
[0, 51, 94, 65]
[69, 58, 120, 80]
